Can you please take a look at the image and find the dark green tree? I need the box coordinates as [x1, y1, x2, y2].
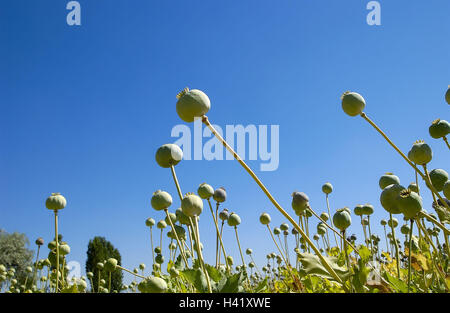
[85, 236, 123, 292]
[0, 230, 34, 285]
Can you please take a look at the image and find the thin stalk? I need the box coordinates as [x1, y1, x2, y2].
[202, 115, 346, 288]
[108, 272, 111, 293]
[326, 194, 338, 247]
[54, 210, 59, 293]
[149, 227, 155, 266]
[234, 227, 246, 270]
[389, 213, 401, 279]
[31, 246, 41, 286]
[164, 209, 189, 268]
[407, 219, 413, 293]
[266, 226, 289, 266]
[192, 217, 212, 293]
[383, 225, 390, 255]
[117, 266, 146, 279]
[217, 221, 225, 264]
[443, 136, 450, 150]
[207, 199, 230, 271]
[160, 229, 163, 254]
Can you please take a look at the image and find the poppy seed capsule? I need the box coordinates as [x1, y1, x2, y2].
[446, 86, 450, 104]
[408, 140, 432, 165]
[145, 218, 155, 227]
[246, 248, 253, 255]
[379, 173, 401, 190]
[362, 218, 369, 226]
[45, 193, 67, 211]
[213, 187, 227, 203]
[273, 227, 281, 235]
[280, 223, 289, 231]
[354, 205, 363, 216]
[96, 262, 104, 270]
[320, 212, 329, 221]
[157, 220, 167, 229]
[181, 193, 203, 217]
[35, 238, 44, 246]
[428, 169, 449, 192]
[361, 204, 374, 215]
[259, 213, 271, 225]
[138, 276, 167, 293]
[292, 228, 299, 235]
[151, 190, 172, 211]
[341, 91, 366, 117]
[176, 87, 211, 123]
[164, 212, 177, 225]
[155, 254, 164, 264]
[380, 219, 387, 226]
[400, 224, 410, 235]
[155, 144, 183, 168]
[227, 213, 241, 227]
[443, 181, 450, 199]
[333, 209, 352, 231]
[388, 218, 398, 228]
[380, 184, 405, 214]
[317, 223, 326, 235]
[104, 258, 118, 272]
[396, 189, 422, 220]
[291, 192, 309, 213]
[408, 183, 419, 193]
[429, 119, 450, 139]
[313, 234, 320, 241]
[322, 183, 333, 194]
[175, 208, 191, 225]
[154, 246, 161, 254]
[219, 209, 229, 221]
[197, 183, 214, 199]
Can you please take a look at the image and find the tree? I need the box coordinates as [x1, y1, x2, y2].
[0, 231, 34, 285]
[85, 236, 123, 292]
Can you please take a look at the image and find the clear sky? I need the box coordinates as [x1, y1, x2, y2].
[1, 1, 449, 285]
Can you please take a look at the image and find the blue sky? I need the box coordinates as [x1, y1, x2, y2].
[1, 1, 449, 285]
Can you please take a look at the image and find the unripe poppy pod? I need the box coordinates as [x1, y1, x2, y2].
[151, 190, 172, 211]
[155, 144, 183, 168]
[361, 204, 374, 215]
[388, 218, 398, 228]
[341, 91, 366, 116]
[380, 184, 405, 214]
[280, 223, 289, 231]
[138, 276, 167, 293]
[396, 189, 422, 220]
[176, 87, 211, 123]
[291, 192, 309, 213]
[181, 193, 203, 217]
[322, 183, 333, 194]
[408, 183, 419, 193]
[145, 218, 155, 227]
[443, 181, 450, 199]
[259, 213, 271, 225]
[428, 169, 449, 192]
[446, 86, 450, 104]
[333, 209, 351, 231]
[429, 119, 450, 139]
[45, 193, 67, 211]
[157, 220, 167, 229]
[227, 212, 241, 227]
[273, 227, 281, 235]
[213, 187, 227, 203]
[35, 238, 44, 246]
[354, 205, 364, 216]
[219, 209, 230, 221]
[104, 258, 118, 272]
[379, 173, 400, 190]
[407, 140, 432, 165]
[320, 212, 329, 221]
[197, 183, 214, 199]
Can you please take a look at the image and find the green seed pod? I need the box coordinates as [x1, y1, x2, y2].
[139, 263, 146, 271]
[443, 181, 450, 199]
[291, 191, 309, 213]
[259, 213, 271, 225]
[169, 242, 177, 250]
[167, 224, 187, 241]
[313, 234, 320, 241]
[181, 193, 203, 217]
[155, 254, 164, 264]
[380, 184, 405, 214]
[219, 208, 229, 221]
[429, 119, 450, 139]
[175, 208, 191, 225]
[396, 189, 422, 220]
[362, 218, 369, 226]
[154, 246, 161, 254]
[361, 204, 374, 215]
[408, 183, 419, 193]
[428, 169, 449, 192]
[354, 205, 364, 216]
[165, 212, 177, 225]
[322, 183, 333, 194]
[292, 227, 299, 235]
[45, 193, 67, 211]
[226, 256, 234, 265]
[138, 276, 168, 293]
[213, 187, 227, 203]
[197, 183, 214, 199]
[96, 262, 104, 270]
[246, 248, 253, 255]
[388, 218, 398, 228]
[35, 238, 44, 246]
[104, 258, 118, 272]
[320, 212, 329, 221]
[341, 91, 366, 117]
[157, 220, 167, 229]
[317, 223, 326, 235]
[380, 219, 387, 226]
[87, 272, 94, 278]
[249, 262, 255, 268]
[304, 208, 313, 218]
[155, 144, 183, 168]
[379, 173, 400, 190]
[400, 224, 410, 235]
[273, 227, 281, 235]
[408, 140, 432, 165]
[280, 223, 289, 231]
[333, 209, 352, 231]
[169, 267, 180, 278]
[227, 212, 241, 227]
[446, 86, 450, 104]
[341, 207, 351, 215]
[25, 266, 32, 273]
[145, 218, 155, 227]
[176, 87, 210, 123]
[151, 190, 173, 211]
[59, 244, 70, 256]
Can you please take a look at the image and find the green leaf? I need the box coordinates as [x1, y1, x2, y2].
[218, 271, 245, 293]
[383, 272, 407, 293]
[254, 277, 268, 293]
[204, 264, 223, 283]
[61, 284, 79, 293]
[297, 252, 350, 283]
[358, 245, 371, 264]
[180, 268, 208, 292]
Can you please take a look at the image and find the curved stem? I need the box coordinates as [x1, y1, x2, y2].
[207, 199, 230, 271]
[443, 136, 450, 150]
[389, 213, 401, 279]
[217, 221, 225, 264]
[117, 266, 146, 279]
[164, 209, 189, 268]
[203, 116, 346, 288]
[234, 227, 246, 270]
[32, 246, 41, 286]
[149, 227, 155, 266]
[326, 195, 338, 247]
